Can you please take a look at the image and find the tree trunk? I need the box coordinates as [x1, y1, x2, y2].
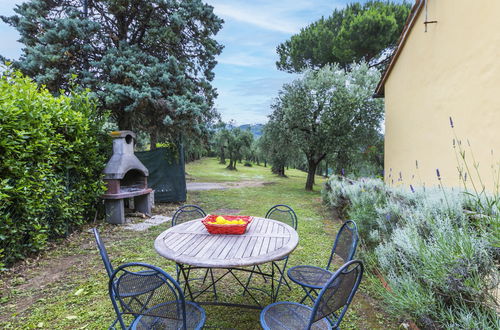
[227, 158, 237, 170]
[117, 112, 132, 130]
[150, 131, 158, 150]
[264, 160, 267, 167]
[219, 146, 225, 164]
[305, 159, 319, 191]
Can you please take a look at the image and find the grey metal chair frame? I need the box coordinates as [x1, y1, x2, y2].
[109, 262, 205, 330]
[288, 220, 359, 304]
[260, 260, 364, 329]
[171, 205, 218, 300]
[171, 204, 207, 227]
[93, 228, 120, 328]
[243, 204, 298, 299]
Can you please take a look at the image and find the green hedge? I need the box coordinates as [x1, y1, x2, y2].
[0, 68, 108, 268]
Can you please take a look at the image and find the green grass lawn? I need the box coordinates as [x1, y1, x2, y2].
[0, 158, 396, 329]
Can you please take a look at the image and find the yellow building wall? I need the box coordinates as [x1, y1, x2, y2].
[384, 0, 500, 191]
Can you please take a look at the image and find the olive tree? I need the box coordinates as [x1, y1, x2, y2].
[272, 62, 383, 190]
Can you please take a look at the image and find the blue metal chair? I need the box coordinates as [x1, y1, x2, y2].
[109, 262, 205, 330]
[94, 227, 131, 328]
[171, 205, 217, 299]
[288, 220, 358, 304]
[265, 204, 298, 229]
[171, 204, 206, 227]
[260, 260, 363, 330]
[93, 227, 114, 279]
[93, 228, 167, 328]
[244, 204, 298, 299]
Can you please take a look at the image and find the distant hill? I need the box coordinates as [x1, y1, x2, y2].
[238, 124, 264, 138]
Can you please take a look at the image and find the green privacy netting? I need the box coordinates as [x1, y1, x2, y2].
[136, 146, 186, 202]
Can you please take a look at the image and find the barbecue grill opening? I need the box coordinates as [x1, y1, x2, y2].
[125, 134, 133, 145]
[121, 169, 147, 192]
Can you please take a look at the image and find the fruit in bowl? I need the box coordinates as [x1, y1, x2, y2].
[202, 215, 253, 234]
[211, 216, 246, 225]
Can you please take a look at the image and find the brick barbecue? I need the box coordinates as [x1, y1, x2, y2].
[102, 131, 153, 224]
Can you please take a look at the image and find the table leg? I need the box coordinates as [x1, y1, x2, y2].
[178, 263, 194, 301]
[271, 262, 276, 302]
[176, 265, 281, 309]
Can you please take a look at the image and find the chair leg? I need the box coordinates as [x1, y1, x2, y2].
[242, 265, 257, 296]
[202, 268, 210, 284]
[274, 257, 290, 300]
[175, 264, 180, 283]
[242, 264, 269, 296]
[299, 287, 318, 304]
[256, 264, 268, 283]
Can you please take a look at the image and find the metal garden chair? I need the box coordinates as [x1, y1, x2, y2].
[243, 204, 298, 299]
[171, 204, 217, 299]
[93, 227, 115, 279]
[260, 260, 364, 330]
[171, 204, 207, 227]
[287, 220, 358, 304]
[109, 262, 206, 330]
[93, 228, 166, 328]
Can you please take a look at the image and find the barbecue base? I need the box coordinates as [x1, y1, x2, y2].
[103, 189, 153, 224]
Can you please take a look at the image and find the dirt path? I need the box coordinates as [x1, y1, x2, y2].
[187, 180, 272, 191]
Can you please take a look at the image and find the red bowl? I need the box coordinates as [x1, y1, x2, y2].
[202, 215, 253, 235]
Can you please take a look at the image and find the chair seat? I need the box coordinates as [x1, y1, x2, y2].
[288, 265, 334, 289]
[131, 301, 205, 330]
[260, 302, 332, 330]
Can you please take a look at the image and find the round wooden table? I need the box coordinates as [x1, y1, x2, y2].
[155, 217, 299, 268]
[154, 217, 299, 308]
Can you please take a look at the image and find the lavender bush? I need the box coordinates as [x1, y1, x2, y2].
[322, 176, 499, 329]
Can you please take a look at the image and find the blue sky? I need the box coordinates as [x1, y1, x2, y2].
[0, 0, 362, 125]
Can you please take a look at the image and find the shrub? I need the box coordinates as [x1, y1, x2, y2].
[322, 176, 499, 329]
[0, 68, 108, 268]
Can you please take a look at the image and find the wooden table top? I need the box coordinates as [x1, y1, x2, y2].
[154, 217, 299, 268]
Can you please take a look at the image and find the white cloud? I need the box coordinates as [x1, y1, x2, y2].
[218, 53, 272, 68]
[208, 0, 343, 34]
[213, 3, 300, 34]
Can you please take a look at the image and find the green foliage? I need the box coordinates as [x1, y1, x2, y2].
[2, 0, 223, 143]
[268, 62, 384, 190]
[449, 120, 500, 249]
[0, 68, 107, 268]
[322, 176, 500, 329]
[276, 1, 411, 72]
[215, 124, 254, 170]
[258, 114, 294, 177]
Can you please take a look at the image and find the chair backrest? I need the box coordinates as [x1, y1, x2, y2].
[172, 204, 206, 227]
[109, 262, 188, 329]
[265, 204, 298, 230]
[93, 227, 114, 278]
[309, 260, 364, 329]
[326, 220, 358, 270]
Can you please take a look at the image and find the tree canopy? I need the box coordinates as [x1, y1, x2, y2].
[2, 0, 223, 144]
[259, 106, 295, 177]
[267, 63, 384, 190]
[213, 123, 253, 170]
[276, 1, 410, 72]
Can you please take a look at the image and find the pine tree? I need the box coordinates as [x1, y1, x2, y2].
[2, 0, 224, 144]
